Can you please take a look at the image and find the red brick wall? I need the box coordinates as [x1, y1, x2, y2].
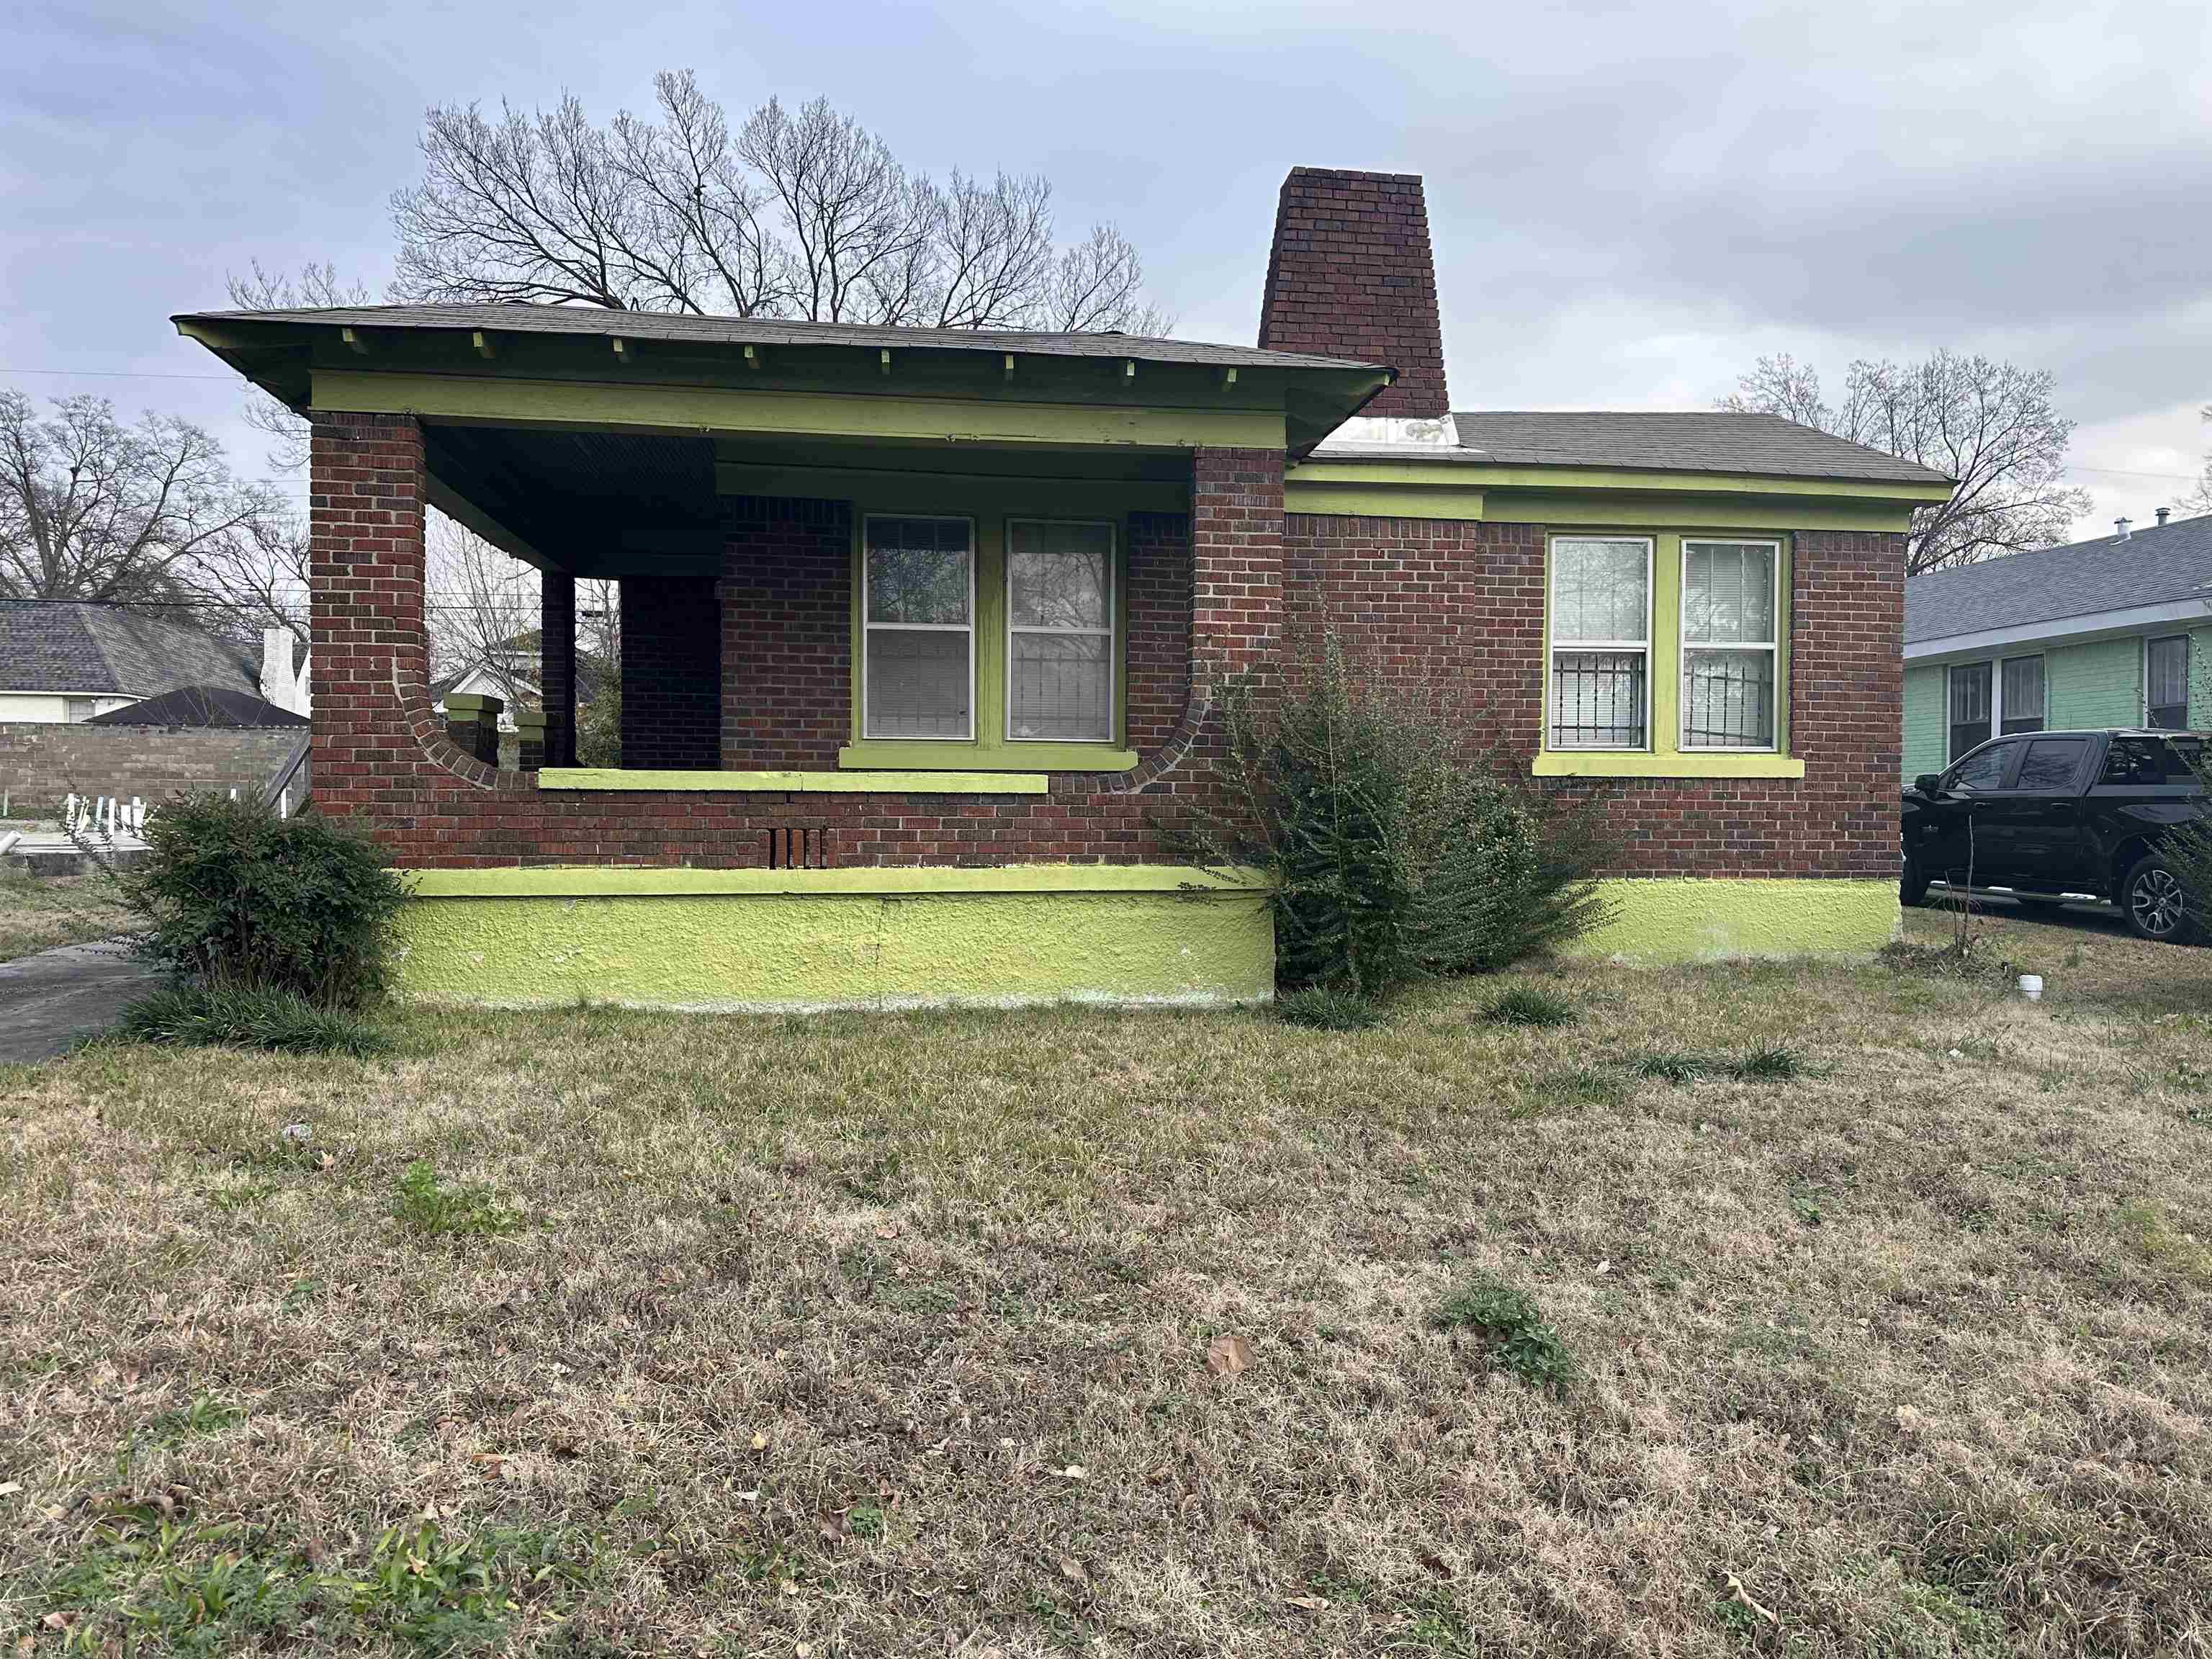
[1125, 512, 1192, 754]
[1282, 513, 1905, 880]
[719, 496, 852, 770]
[619, 575, 721, 769]
[1257, 168, 1449, 420]
[540, 572, 575, 768]
[1192, 447, 1285, 688]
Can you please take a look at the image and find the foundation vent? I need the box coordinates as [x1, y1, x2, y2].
[766, 826, 830, 869]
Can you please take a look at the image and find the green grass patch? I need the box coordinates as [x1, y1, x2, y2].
[116, 981, 391, 1056]
[1431, 1272, 1574, 1390]
[1274, 986, 1387, 1030]
[1478, 984, 1575, 1028]
[392, 1159, 521, 1239]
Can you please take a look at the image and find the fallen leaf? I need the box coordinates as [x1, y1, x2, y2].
[874, 1226, 899, 1240]
[1058, 1464, 1087, 1480]
[41, 1612, 73, 1630]
[1205, 1333, 1254, 1376]
[0, 1480, 21, 1497]
[816, 1510, 848, 1543]
[1285, 1593, 1330, 1612]
[750, 1431, 768, 1452]
[1058, 1557, 1087, 1584]
[1723, 1570, 1778, 1627]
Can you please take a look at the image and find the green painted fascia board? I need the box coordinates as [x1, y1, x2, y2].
[539, 767, 1048, 794]
[313, 369, 1286, 453]
[441, 693, 502, 714]
[716, 462, 1187, 513]
[403, 863, 1268, 898]
[838, 742, 1137, 773]
[1531, 751, 1807, 779]
[1282, 485, 1487, 520]
[1488, 491, 1915, 534]
[1290, 457, 1952, 503]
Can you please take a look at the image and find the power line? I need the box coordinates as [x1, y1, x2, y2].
[2, 366, 241, 382]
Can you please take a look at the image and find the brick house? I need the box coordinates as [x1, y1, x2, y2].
[172, 166, 1951, 1009]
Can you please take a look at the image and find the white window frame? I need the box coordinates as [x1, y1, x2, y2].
[2145, 633, 2190, 728]
[1998, 652, 2046, 735]
[1678, 537, 1781, 752]
[1004, 518, 1118, 745]
[1946, 660, 1995, 765]
[860, 513, 976, 742]
[1546, 534, 1653, 752]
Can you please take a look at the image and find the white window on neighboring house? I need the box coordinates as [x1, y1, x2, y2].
[1006, 519, 1115, 742]
[1680, 539, 1779, 750]
[1548, 536, 1651, 749]
[2146, 634, 2190, 729]
[63, 697, 96, 723]
[2000, 655, 2046, 734]
[1948, 662, 1992, 765]
[862, 515, 974, 740]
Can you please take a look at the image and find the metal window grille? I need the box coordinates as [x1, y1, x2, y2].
[1680, 540, 1778, 749]
[1681, 652, 1773, 747]
[1549, 651, 1647, 747]
[765, 826, 829, 869]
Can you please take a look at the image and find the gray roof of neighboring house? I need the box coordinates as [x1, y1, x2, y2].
[174, 303, 1384, 372]
[1905, 513, 2212, 644]
[1447, 410, 1954, 486]
[84, 685, 307, 729]
[0, 601, 258, 697]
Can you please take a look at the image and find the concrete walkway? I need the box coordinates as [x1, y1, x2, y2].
[0, 936, 163, 1064]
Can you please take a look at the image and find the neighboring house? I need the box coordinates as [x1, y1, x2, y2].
[171, 163, 1954, 1010]
[431, 663, 539, 732]
[1905, 512, 2212, 775]
[0, 601, 303, 724]
[84, 685, 308, 729]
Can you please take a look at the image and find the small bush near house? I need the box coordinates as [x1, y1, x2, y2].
[120, 793, 409, 1008]
[115, 981, 391, 1057]
[1173, 635, 1614, 997]
[1431, 1272, 1574, 1390]
[1478, 984, 1575, 1028]
[2167, 745, 2212, 945]
[1274, 985, 1387, 1030]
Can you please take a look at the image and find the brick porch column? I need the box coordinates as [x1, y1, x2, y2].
[308, 412, 431, 826]
[541, 570, 577, 768]
[1190, 446, 1286, 695]
[442, 693, 503, 765]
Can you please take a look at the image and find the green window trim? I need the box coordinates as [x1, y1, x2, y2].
[850, 507, 1133, 773]
[1537, 529, 1799, 780]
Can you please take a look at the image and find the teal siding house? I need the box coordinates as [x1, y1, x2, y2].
[1905, 512, 2212, 777]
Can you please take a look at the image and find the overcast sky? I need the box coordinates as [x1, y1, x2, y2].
[6, 0, 2207, 538]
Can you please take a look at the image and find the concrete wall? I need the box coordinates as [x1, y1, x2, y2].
[0, 723, 302, 815]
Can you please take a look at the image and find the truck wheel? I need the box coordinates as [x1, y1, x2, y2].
[2121, 853, 2199, 944]
[1900, 854, 1930, 909]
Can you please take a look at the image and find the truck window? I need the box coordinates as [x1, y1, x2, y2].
[2099, 736, 2190, 786]
[2015, 737, 2089, 791]
[1949, 741, 2014, 791]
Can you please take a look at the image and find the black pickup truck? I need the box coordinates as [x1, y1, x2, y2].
[1902, 728, 2208, 942]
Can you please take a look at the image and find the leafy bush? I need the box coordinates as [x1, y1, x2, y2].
[1479, 984, 1575, 1028]
[1173, 635, 1614, 997]
[2170, 747, 2212, 941]
[122, 794, 408, 1007]
[117, 981, 391, 1056]
[1274, 985, 1386, 1030]
[1431, 1272, 1574, 1390]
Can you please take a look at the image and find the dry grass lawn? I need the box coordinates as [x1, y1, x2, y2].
[0, 872, 140, 963]
[3, 905, 2210, 1656]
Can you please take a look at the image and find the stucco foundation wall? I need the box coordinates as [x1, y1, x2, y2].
[395, 877, 1274, 1010]
[1562, 877, 1899, 962]
[0, 723, 300, 814]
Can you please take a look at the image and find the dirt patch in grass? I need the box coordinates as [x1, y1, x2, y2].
[3, 907, 2210, 1653]
[0, 872, 138, 962]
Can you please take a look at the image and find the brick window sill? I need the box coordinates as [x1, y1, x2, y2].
[1531, 752, 1807, 781]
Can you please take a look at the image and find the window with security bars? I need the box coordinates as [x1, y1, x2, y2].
[863, 516, 972, 739]
[1680, 539, 1778, 749]
[2147, 635, 2190, 729]
[1007, 520, 1115, 742]
[1948, 662, 1992, 765]
[2000, 655, 2045, 734]
[1548, 537, 1650, 747]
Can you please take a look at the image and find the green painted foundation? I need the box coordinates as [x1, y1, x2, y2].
[393, 865, 1274, 1012]
[1562, 878, 1899, 963]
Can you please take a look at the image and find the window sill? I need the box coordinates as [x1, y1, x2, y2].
[1532, 752, 1807, 780]
[838, 742, 1138, 774]
[539, 768, 1048, 795]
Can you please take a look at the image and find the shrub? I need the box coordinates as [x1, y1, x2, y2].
[1479, 985, 1575, 1028]
[1735, 1042, 1804, 1081]
[1635, 1050, 1709, 1084]
[1172, 634, 1615, 997]
[121, 794, 408, 1007]
[2170, 743, 2212, 940]
[116, 981, 391, 1056]
[1274, 985, 1386, 1030]
[1431, 1272, 1574, 1390]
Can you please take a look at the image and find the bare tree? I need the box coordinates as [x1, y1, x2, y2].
[2182, 403, 2212, 516]
[0, 390, 288, 609]
[1722, 351, 2092, 574]
[225, 261, 374, 473]
[428, 517, 539, 698]
[391, 72, 1167, 333]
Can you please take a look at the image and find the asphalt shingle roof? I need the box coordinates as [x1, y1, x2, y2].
[1444, 411, 1953, 486]
[84, 685, 306, 728]
[174, 304, 1383, 373]
[1905, 514, 2212, 644]
[0, 602, 258, 698]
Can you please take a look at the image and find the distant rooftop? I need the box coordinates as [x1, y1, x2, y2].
[1446, 411, 1954, 487]
[0, 601, 256, 698]
[1907, 513, 2212, 644]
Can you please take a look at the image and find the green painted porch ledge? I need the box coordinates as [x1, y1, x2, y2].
[539, 767, 1048, 795]
[403, 865, 1267, 899]
[837, 742, 1138, 773]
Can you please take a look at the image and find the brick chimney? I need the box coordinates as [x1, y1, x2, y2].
[1257, 167, 1449, 421]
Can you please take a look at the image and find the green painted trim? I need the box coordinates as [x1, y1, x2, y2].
[538, 767, 1048, 795]
[393, 881, 1274, 1011]
[1290, 457, 1952, 503]
[313, 369, 1287, 452]
[1560, 878, 1897, 962]
[1281, 485, 1488, 519]
[1531, 751, 1807, 778]
[1282, 479, 1918, 532]
[716, 462, 1188, 513]
[512, 710, 547, 733]
[441, 692, 503, 714]
[403, 863, 1266, 899]
[839, 742, 1138, 773]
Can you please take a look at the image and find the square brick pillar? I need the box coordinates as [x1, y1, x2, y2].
[541, 570, 576, 768]
[308, 412, 431, 824]
[514, 708, 548, 771]
[1190, 446, 1286, 696]
[442, 693, 503, 765]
